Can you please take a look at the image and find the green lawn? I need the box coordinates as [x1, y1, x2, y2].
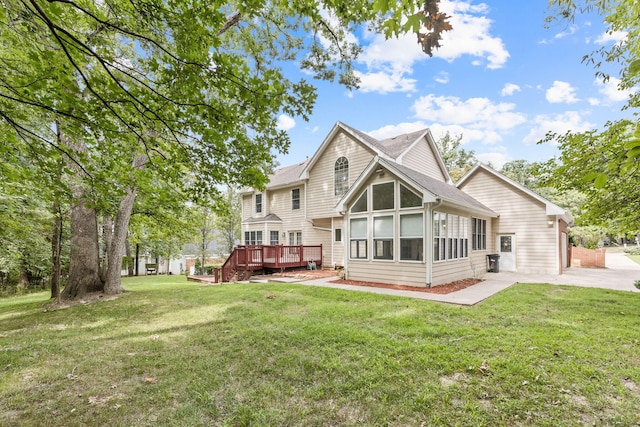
[1, 276, 639, 426]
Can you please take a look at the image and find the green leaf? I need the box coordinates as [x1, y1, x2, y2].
[594, 173, 608, 189]
[629, 59, 640, 78]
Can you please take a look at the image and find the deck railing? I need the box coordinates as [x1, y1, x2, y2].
[220, 244, 322, 282]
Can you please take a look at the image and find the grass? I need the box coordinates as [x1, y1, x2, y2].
[1, 276, 639, 426]
[628, 254, 640, 266]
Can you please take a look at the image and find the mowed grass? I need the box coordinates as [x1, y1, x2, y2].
[1, 276, 639, 426]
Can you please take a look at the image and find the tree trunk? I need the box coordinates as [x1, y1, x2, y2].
[50, 201, 62, 300]
[100, 216, 114, 282]
[58, 121, 103, 300]
[103, 187, 138, 295]
[61, 199, 103, 299]
[135, 243, 139, 276]
[125, 238, 134, 277]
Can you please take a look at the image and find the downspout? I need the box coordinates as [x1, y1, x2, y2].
[554, 215, 560, 274]
[344, 211, 349, 279]
[331, 217, 334, 268]
[426, 198, 444, 288]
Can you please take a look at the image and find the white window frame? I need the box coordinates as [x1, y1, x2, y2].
[373, 215, 394, 261]
[255, 193, 263, 214]
[334, 157, 349, 196]
[372, 181, 395, 211]
[291, 188, 300, 210]
[349, 217, 368, 259]
[400, 213, 424, 262]
[472, 217, 487, 251]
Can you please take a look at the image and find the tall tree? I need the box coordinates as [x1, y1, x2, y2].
[215, 187, 242, 256]
[1, 0, 452, 299]
[435, 132, 476, 182]
[541, 1, 640, 234]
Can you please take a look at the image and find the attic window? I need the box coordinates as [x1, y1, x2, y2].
[334, 157, 349, 196]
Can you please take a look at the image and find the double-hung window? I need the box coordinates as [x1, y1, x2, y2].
[350, 218, 367, 259]
[400, 213, 423, 261]
[270, 231, 279, 245]
[291, 188, 300, 210]
[472, 218, 487, 250]
[433, 212, 447, 261]
[255, 193, 262, 214]
[373, 216, 393, 260]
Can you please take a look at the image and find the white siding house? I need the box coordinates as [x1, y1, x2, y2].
[238, 122, 572, 287]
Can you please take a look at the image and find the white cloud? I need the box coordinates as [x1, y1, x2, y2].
[476, 150, 511, 169]
[368, 122, 428, 140]
[435, 71, 450, 84]
[354, 70, 417, 94]
[593, 30, 627, 45]
[588, 97, 601, 106]
[554, 24, 578, 39]
[595, 76, 637, 103]
[276, 114, 296, 131]
[546, 80, 579, 104]
[500, 83, 521, 96]
[411, 94, 526, 132]
[437, 0, 510, 69]
[522, 111, 595, 145]
[355, 0, 508, 94]
[367, 122, 499, 147]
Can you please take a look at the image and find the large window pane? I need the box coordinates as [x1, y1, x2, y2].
[372, 182, 394, 210]
[401, 238, 423, 261]
[351, 190, 367, 213]
[400, 214, 423, 236]
[373, 216, 393, 238]
[400, 184, 422, 208]
[350, 218, 367, 238]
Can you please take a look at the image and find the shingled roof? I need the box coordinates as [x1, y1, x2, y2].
[339, 122, 427, 160]
[388, 160, 496, 215]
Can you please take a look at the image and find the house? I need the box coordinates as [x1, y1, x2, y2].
[456, 164, 572, 275]
[239, 122, 572, 287]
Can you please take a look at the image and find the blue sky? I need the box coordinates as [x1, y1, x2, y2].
[273, 0, 635, 170]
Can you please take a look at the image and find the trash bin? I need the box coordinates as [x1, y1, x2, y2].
[487, 254, 500, 273]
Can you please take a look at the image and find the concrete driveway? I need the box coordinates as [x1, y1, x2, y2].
[269, 251, 640, 305]
[492, 251, 640, 293]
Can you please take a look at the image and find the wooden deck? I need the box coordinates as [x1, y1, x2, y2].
[220, 245, 322, 282]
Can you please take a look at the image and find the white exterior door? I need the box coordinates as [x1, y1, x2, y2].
[561, 232, 568, 271]
[498, 235, 516, 272]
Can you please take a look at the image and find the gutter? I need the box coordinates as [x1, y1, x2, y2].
[426, 198, 444, 288]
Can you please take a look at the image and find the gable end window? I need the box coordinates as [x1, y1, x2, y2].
[400, 184, 422, 208]
[334, 157, 349, 196]
[372, 182, 395, 211]
[291, 188, 300, 210]
[255, 193, 262, 214]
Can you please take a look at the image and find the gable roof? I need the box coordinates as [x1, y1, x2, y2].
[242, 213, 283, 224]
[335, 157, 497, 217]
[457, 164, 573, 223]
[265, 158, 309, 189]
[239, 159, 309, 195]
[300, 122, 450, 181]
